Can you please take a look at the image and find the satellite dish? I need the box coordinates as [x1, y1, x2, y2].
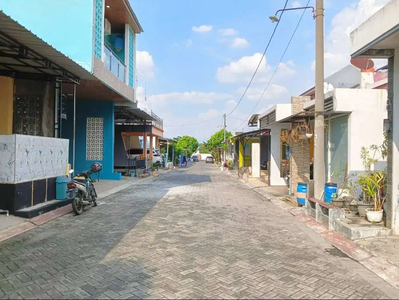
[350, 57, 374, 71]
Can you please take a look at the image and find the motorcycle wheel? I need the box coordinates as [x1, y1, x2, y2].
[72, 193, 84, 215]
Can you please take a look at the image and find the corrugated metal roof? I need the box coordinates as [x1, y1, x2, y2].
[115, 103, 155, 121]
[0, 11, 97, 81]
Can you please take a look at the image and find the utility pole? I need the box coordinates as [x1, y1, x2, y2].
[314, 0, 325, 199]
[223, 113, 227, 162]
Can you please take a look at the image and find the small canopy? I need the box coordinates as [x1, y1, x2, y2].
[233, 129, 270, 141]
[115, 103, 155, 123]
[248, 114, 259, 127]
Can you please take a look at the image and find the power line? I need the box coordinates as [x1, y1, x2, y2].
[164, 0, 289, 130]
[226, 0, 289, 117]
[235, 0, 311, 130]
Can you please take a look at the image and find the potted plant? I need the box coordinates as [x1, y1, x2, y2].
[357, 144, 387, 216]
[359, 171, 386, 223]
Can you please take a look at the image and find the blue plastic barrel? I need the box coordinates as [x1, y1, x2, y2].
[56, 176, 70, 200]
[324, 183, 338, 203]
[296, 182, 308, 206]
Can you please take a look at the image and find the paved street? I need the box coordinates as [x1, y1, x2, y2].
[0, 163, 398, 299]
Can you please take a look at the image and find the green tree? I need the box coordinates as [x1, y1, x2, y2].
[206, 129, 232, 153]
[176, 136, 199, 157]
[198, 143, 211, 153]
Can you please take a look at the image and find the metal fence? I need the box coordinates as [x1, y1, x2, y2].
[151, 110, 163, 129]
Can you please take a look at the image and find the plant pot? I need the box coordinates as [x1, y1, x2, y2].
[348, 203, 357, 213]
[338, 188, 351, 198]
[357, 202, 373, 217]
[332, 198, 345, 208]
[366, 208, 383, 223]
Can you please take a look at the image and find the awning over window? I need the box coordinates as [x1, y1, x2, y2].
[248, 114, 259, 127]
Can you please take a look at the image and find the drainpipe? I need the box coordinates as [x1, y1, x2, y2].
[54, 82, 61, 138]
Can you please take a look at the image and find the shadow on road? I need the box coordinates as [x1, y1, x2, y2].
[0, 169, 211, 298]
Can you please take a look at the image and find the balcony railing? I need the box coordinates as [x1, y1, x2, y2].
[104, 44, 125, 83]
[151, 110, 163, 129]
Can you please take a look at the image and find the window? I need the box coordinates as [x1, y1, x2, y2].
[86, 118, 104, 161]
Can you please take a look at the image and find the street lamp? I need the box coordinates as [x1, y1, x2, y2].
[269, 1, 325, 199]
[269, 6, 315, 23]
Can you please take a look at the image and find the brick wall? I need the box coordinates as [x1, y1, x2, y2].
[290, 96, 311, 195]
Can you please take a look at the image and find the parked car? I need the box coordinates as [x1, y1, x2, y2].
[126, 148, 163, 165]
[192, 155, 199, 162]
[205, 156, 214, 164]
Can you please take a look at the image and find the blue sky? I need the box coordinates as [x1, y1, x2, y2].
[0, 0, 388, 142]
[131, 0, 390, 142]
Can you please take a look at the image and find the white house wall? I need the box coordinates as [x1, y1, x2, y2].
[269, 123, 290, 186]
[391, 48, 399, 234]
[251, 143, 260, 178]
[350, 0, 399, 55]
[275, 104, 292, 121]
[337, 89, 388, 173]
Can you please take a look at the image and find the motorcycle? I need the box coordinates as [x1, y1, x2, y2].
[67, 163, 102, 215]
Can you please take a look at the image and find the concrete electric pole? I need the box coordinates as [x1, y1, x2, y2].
[314, 0, 325, 199]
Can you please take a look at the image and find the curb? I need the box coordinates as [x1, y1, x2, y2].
[0, 173, 162, 244]
[224, 170, 399, 293]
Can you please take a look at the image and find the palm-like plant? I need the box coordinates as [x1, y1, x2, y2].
[358, 171, 386, 211]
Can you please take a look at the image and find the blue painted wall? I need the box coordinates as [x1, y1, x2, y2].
[0, 0, 94, 72]
[93, 0, 103, 59]
[62, 99, 121, 180]
[128, 27, 134, 87]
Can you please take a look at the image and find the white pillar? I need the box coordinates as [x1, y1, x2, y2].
[270, 124, 290, 186]
[390, 50, 399, 234]
[252, 142, 260, 178]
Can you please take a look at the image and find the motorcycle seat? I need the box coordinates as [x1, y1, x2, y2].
[73, 176, 86, 180]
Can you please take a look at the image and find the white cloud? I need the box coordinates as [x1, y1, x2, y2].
[219, 28, 237, 36]
[322, 0, 389, 76]
[137, 89, 232, 109]
[225, 100, 238, 112]
[136, 51, 155, 79]
[235, 84, 289, 101]
[216, 53, 270, 83]
[216, 53, 295, 84]
[192, 25, 213, 33]
[292, 1, 301, 8]
[231, 37, 249, 48]
[198, 109, 221, 121]
[277, 61, 296, 77]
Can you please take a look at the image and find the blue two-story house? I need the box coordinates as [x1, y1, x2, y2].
[1, 0, 145, 180]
